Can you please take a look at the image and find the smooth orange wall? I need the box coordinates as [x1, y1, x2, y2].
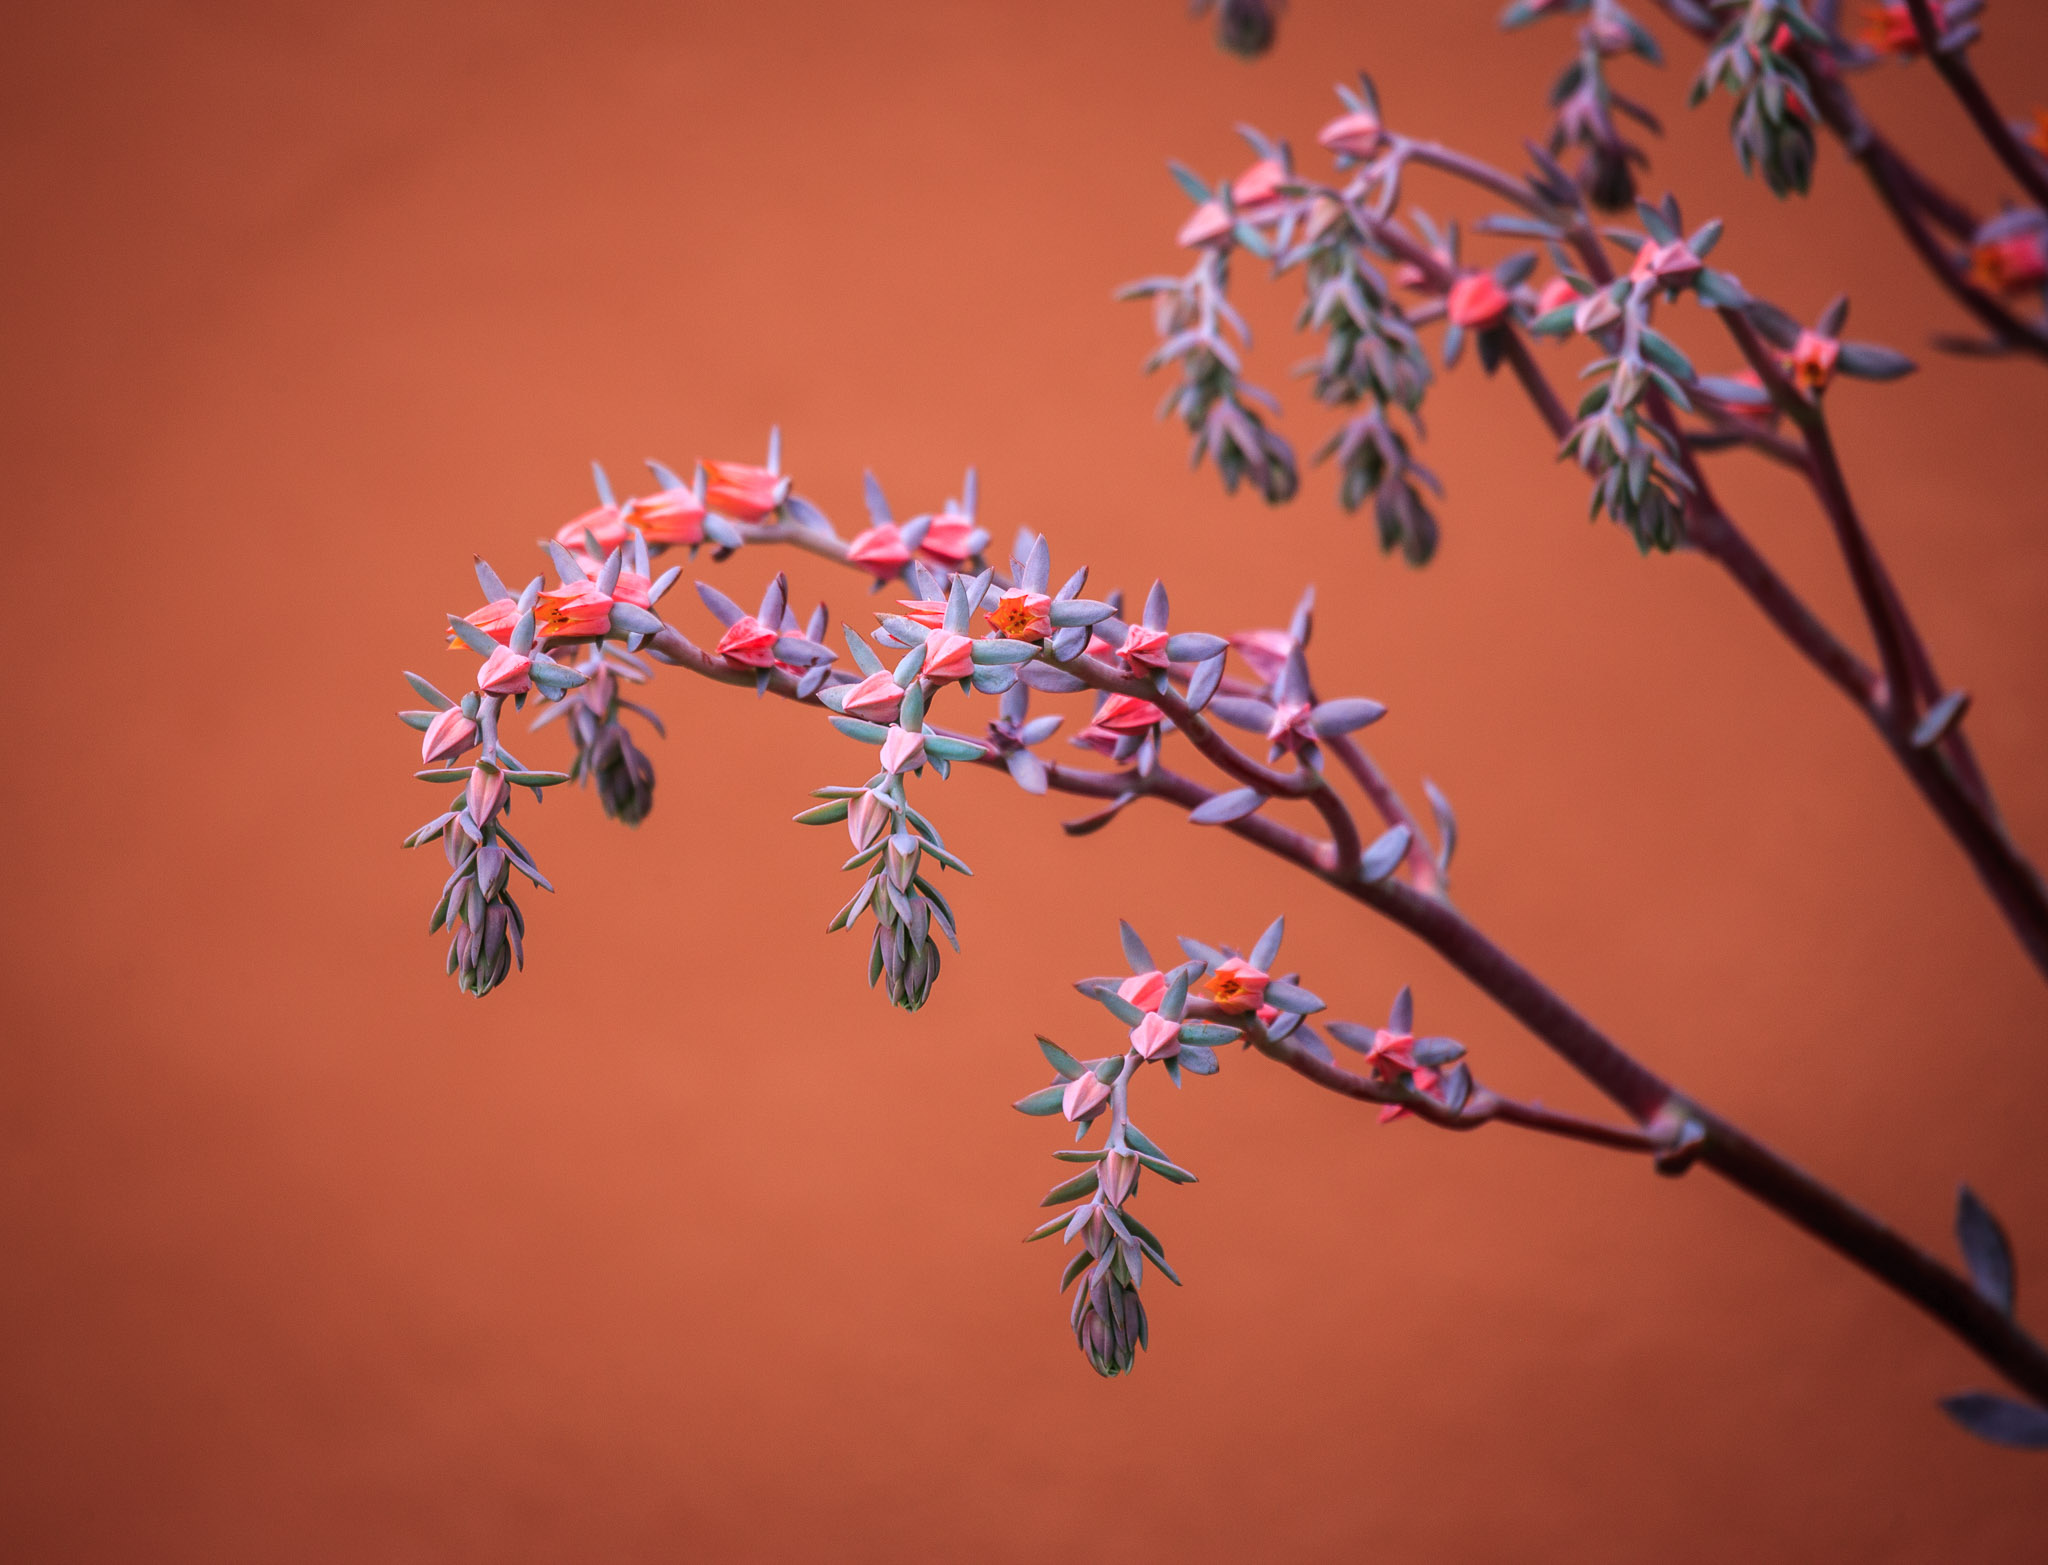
[4, 2, 2046, 1559]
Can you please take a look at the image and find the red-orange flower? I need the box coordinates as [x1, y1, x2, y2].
[450, 596, 520, 649]
[1361, 1028, 1440, 1123]
[1201, 956, 1269, 1014]
[918, 510, 978, 565]
[1971, 233, 2048, 295]
[714, 615, 780, 667]
[1857, 2, 1937, 57]
[987, 588, 1052, 642]
[839, 670, 905, 724]
[1787, 330, 1840, 393]
[554, 504, 630, 554]
[848, 524, 913, 579]
[1117, 970, 1167, 1012]
[536, 578, 612, 640]
[421, 706, 479, 766]
[1118, 624, 1171, 670]
[1535, 276, 1578, 316]
[702, 460, 790, 522]
[893, 599, 949, 630]
[1230, 158, 1288, 212]
[626, 487, 705, 546]
[1177, 201, 1232, 249]
[1317, 110, 1382, 159]
[1445, 272, 1511, 329]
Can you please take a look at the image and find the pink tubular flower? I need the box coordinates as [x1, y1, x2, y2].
[1100, 1149, 1140, 1206]
[1535, 276, 1578, 316]
[1129, 1012, 1181, 1061]
[536, 578, 612, 640]
[917, 510, 978, 565]
[1062, 1071, 1113, 1122]
[1787, 330, 1840, 393]
[1629, 239, 1702, 290]
[1318, 109, 1383, 159]
[421, 706, 479, 765]
[840, 670, 904, 724]
[1092, 694, 1164, 733]
[467, 763, 510, 827]
[1265, 700, 1316, 750]
[702, 460, 790, 521]
[1117, 969, 1167, 1012]
[1177, 201, 1233, 249]
[450, 597, 520, 649]
[1363, 1028, 1440, 1122]
[879, 724, 927, 774]
[921, 628, 976, 683]
[1118, 624, 1172, 670]
[553, 504, 629, 553]
[1971, 233, 2048, 295]
[476, 645, 533, 696]
[1230, 158, 1288, 211]
[714, 614, 781, 667]
[1228, 628, 1293, 685]
[626, 488, 706, 546]
[1445, 272, 1512, 329]
[895, 599, 949, 630]
[986, 588, 1052, 642]
[849, 523, 914, 578]
[612, 570, 652, 611]
[1202, 956, 1269, 1013]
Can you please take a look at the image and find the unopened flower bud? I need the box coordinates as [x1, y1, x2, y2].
[476, 645, 533, 696]
[714, 615, 781, 668]
[1116, 969, 1166, 1012]
[1062, 1071, 1113, 1122]
[841, 670, 905, 723]
[421, 706, 480, 765]
[1101, 1149, 1141, 1206]
[1129, 1012, 1181, 1061]
[921, 628, 976, 683]
[848, 524, 914, 579]
[879, 724, 927, 774]
[702, 460, 790, 521]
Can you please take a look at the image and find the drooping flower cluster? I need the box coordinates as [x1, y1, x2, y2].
[1132, 77, 1921, 553]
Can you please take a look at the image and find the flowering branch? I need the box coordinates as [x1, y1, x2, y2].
[1131, 79, 2048, 984]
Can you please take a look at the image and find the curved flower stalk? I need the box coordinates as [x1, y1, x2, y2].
[1132, 76, 2048, 985]
[1503, 0, 2048, 360]
[395, 427, 2048, 1440]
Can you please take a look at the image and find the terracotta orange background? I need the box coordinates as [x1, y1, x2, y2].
[5, 2, 2046, 1558]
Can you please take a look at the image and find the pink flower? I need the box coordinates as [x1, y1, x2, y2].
[848, 524, 913, 579]
[1445, 272, 1511, 329]
[1117, 970, 1167, 1012]
[612, 570, 652, 610]
[1100, 1149, 1140, 1206]
[1362, 1028, 1440, 1122]
[1265, 700, 1316, 749]
[1318, 109, 1383, 159]
[1177, 201, 1233, 249]
[1118, 624, 1172, 670]
[1629, 239, 1702, 290]
[1857, 2, 1938, 57]
[1971, 233, 2048, 295]
[715, 615, 781, 667]
[476, 645, 533, 696]
[1230, 158, 1288, 211]
[847, 790, 891, 850]
[536, 578, 612, 640]
[626, 488, 705, 546]
[421, 706, 479, 765]
[467, 763, 511, 827]
[1535, 276, 1578, 315]
[1091, 694, 1163, 732]
[1202, 956, 1269, 1013]
[986, 588, 1052, 642]
[1574, 288, 1623, 335]
[702, 460, 790, 521]
[1062, 1071, 1112, 1122]
[895, 599, 949, 629]
[1228, 629, 1293, 685]
[918, 510, 978, 564]
[840, 670, 904, 724]
[1129, 1012, 1181, 1061]
[1787, 330, 1840, 393]
[879, 725, 927, 774]
[450, 597, 520, 649]
[921, 628, 976, 683]
[553, 504, 629, 553]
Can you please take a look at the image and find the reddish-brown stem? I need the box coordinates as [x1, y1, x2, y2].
[1323, 732, 1442, 894]
[1904, 0, 2048, 213]
[640, 516, 2048, 1405]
